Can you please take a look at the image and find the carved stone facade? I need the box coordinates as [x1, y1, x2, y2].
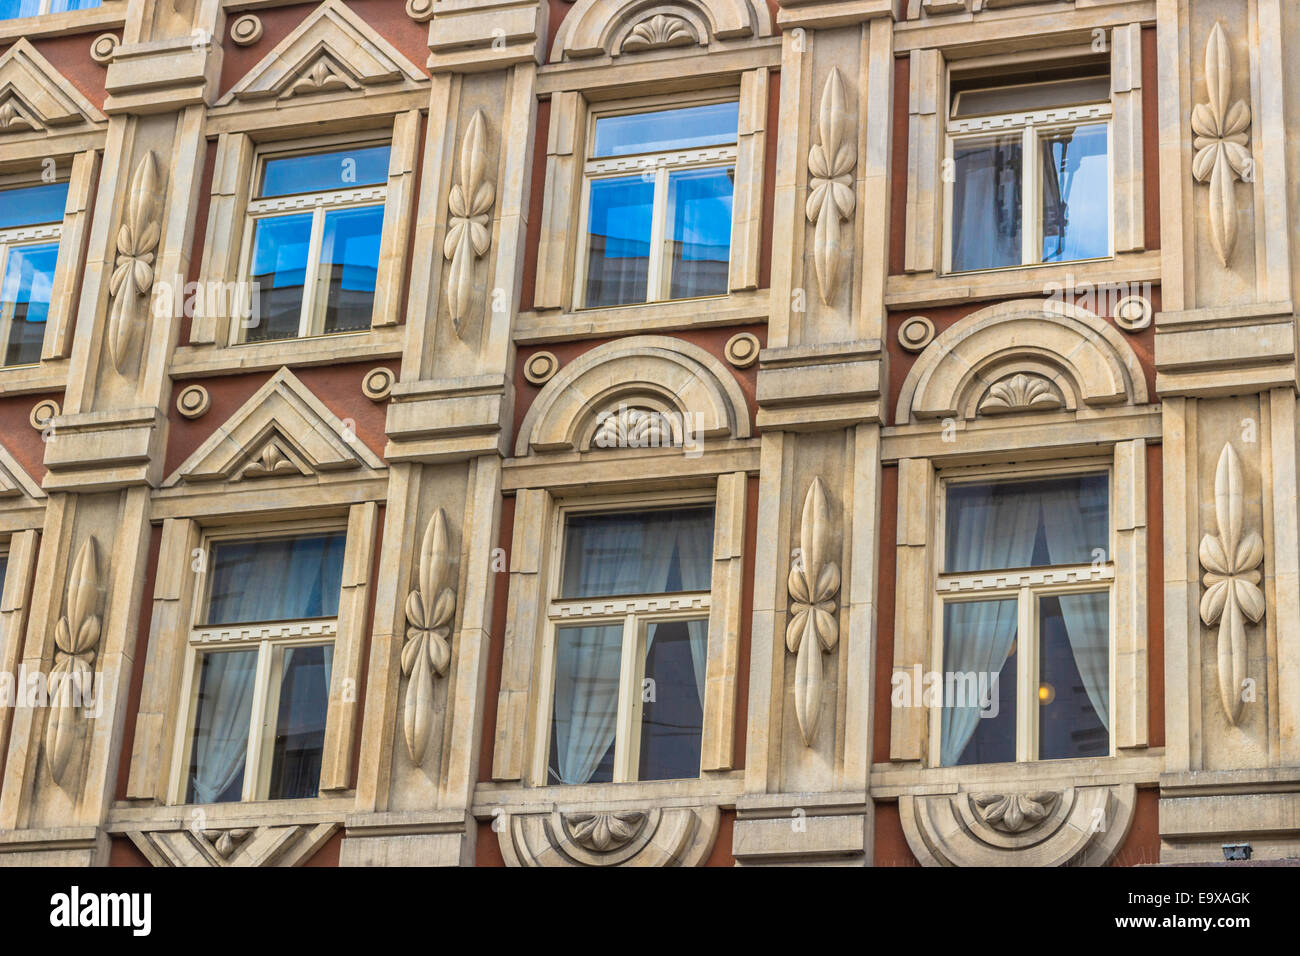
[0, 0, 1296, 870]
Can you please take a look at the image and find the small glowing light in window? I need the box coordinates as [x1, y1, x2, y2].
[1038, 683, 1055, 705]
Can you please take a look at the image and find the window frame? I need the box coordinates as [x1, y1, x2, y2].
[167, 519, 349, 806]
[0, 175, 71, 369]
[941, 94, 1114, 275]
[531, 491, 718, 788]
[573, 91, 740, 311]
[230, 136, 392, 346]
[927, 459, 1117, 766]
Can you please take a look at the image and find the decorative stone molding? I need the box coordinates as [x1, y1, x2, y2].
[401, 509, 458, 764]
[897, 316, 934, 353]
[229, 14, 263, 46]
[978, 373, 1064, 416]
[522, 351, 559, 385]
[621, 15, 698, 53]
[787, 477, 840, 747]
[724, 332, 760, 368]
[107, 151, 163, 376]
[971, 791, 1061, 833]
[175, 384, 209, 420]
[589, 405, 683, 450]
[45, 537, 101, 790]
[1113, 294, 1152, 332]
[0, 40, 106, 136]
[1198, 443, 1265, 727]
[900, 785, 1136, 866]
[163, 368, 385, 487]
[28, 398, 60, 430]
[124, 823, 339, 868]
[806, 68, 856, 305]
[406, 0, 434, 21]
[498, 806, 720, 867]
[551, 0, 772, 61]
[89, 33, 119, 65]
[565, 811, 647, 851]
[444, 110, 495, 336]
[361, 367, 395, 402]
[895, 299, 1148, 425]
[1191, 22, 1252, 267]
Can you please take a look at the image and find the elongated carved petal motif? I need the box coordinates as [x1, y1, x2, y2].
[805, 69, 856, 305]
[108, 152, 163, 376]
[401, 508, 457, 763]
[1198, 444, 1265, 725]
[45, 537, 101, 788]
[443, 110, 495, 336]
[786, 477, 840, 746]
[1190, 23, 1251, 266]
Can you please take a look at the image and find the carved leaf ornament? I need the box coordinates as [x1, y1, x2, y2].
[1198, 443, 1265, 726]
[1191, 23, 1252, 266]
[565, 811, 647, 852]
[401, 509, 457, 763]
[972, 791, 1060, 834]
[46, 537, 101, 788]
[444, 110, 495, 335]
[786, 477, 841, 746]
[108, 151, 163, 375]
[805, 68, 856, 305]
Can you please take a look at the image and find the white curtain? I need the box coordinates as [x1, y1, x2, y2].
[940, 492, 1039, 765]
[208, 533, 345, 625]
[189, 649, 257, 804]
[951, 137, 1023, 272]
[1039, 494, 1111, 732]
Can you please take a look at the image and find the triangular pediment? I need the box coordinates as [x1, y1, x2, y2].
[0, 439, 45, 503]
[219, 0, 425, 106]
[0, 39, 105, 138]
[163, 368, 385, 487]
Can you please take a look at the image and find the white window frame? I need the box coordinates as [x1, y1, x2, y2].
[942, 98, 1114, 274]
[0, 220, 61, 368]
[928, 460, 1116, 765]
[574, 93, 739, 310]
[533, 493, 716, 787]
[231, 139, 390, 345]
[167, 520, 347, 805]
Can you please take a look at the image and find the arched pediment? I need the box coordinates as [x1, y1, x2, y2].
[551, 0, 773, 61]
[895, 299, 1148, 425]
[515, 335, 751, 457]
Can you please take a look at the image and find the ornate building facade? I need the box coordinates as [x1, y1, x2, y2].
[0, 0, 1291, 867]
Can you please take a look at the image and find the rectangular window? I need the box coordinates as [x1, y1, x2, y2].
[238, 143, 389, 344]
[180, 529, 345, 804]
[937, 472, 1112, 766]
[0, 181, 66, 368]
[547, 505, 714, 784]
[0, 0, 99, 17]
[946, 70, 1111, 273]
[580, 101, 737, 308]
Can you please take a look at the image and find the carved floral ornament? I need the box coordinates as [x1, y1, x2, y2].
[621, 15, 697, 53]
[1191, 22, 1252, 267]
[565, 811, 647, 852]
[786, 477, 841, 746]
[805, 68, 856, 305]
[46, 537, 102, 789]
[971, 791, 1060, 834]
[499, 806, 720, 867]
[1198, 443, 1265, 726]
[978, 373, 1063, 416]
[444, 110, 496, 336]
[401, 508, 458, 764]
[108, 151, 164, 376]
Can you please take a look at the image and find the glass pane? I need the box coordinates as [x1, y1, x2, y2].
[584, 176, 652, 308]
[593, 102, 738, 157]
[0, 183, 68, 230]
[639, 619, 706, 781]
[945, 474, 1109, 573]
[952, 76, 1110, 118]
[260, 145, 390, 198]
[1040, 123, 1109, 263]
[549, 625, 623, 785]
[561, 507, 715, 599]
[662, 167, 732, 301]
[0, 0, 43, 20]
[186, 649, 257, 804]
[950, 134, 1023, 272]
[267, 644, 333, 800]
[246, 212, 312, 342]
[312, 205, 383, 334]
[1, 242, 58, 367]
[50, 0, 100, 10]
[1039, 593, 1109, 760]
[206, 531, 347, 625]
[941, 599, 1017, 766]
